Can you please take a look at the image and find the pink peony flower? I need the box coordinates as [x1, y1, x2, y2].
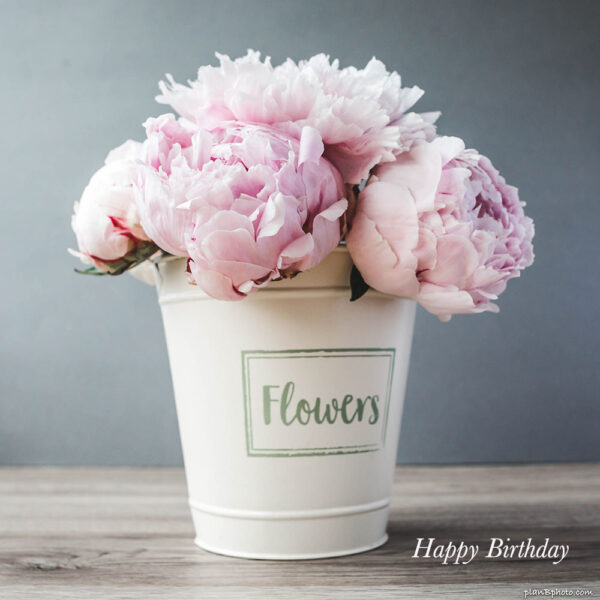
[156, 51, 437, 184]
[133, 114, 197, 257]
[70, 141, 157, 274]
[346, 137, 534, 320]
[135, 115, 348, 300]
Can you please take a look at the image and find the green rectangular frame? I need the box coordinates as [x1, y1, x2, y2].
[241, 348, 396, 457]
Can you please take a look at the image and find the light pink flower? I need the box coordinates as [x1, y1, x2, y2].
[133, 115, 197, 257]
[70, 141, 155, 273]
[156, 51, 437, 184]
[135, 115, 348, 300]
[346, 137, 534, 320]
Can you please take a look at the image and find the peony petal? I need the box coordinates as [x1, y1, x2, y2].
[278, 234, 315, 270]
[417, 283, 479, 320]
[257, 193, 293, 239]
[430, 136, 465, 165]
[421, 235, 480, 288]
[375, 140, 442, 213]
[188, 263, 245, 301]
[298, 126, 325, 165]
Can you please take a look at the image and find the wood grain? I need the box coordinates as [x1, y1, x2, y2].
[1, 464, 599, 598]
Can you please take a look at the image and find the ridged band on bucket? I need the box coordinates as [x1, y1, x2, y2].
[188, 497, 390, 520]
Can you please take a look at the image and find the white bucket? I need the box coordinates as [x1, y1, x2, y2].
[155, 247, 416, 559]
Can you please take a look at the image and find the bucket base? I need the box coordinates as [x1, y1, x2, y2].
[194, 534, 389, 561]
[189, 501, 390, 560]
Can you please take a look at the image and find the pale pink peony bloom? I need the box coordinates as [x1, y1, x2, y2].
[156, 51, 437, 184]
[135, 115, 348, 300]
[70, 141, 155, 273]
[133, 114, 198, 257]
[346, 137, 534, 320]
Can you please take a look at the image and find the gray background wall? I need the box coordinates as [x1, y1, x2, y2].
[1, 0, 598, 465]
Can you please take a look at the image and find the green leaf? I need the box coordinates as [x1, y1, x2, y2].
[74, 266, 109, 276]
[74, 242, 161, 277]
[350, 264, 370, 301]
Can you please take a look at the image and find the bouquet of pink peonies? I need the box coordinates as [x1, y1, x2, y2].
[70, 51, 534, 320]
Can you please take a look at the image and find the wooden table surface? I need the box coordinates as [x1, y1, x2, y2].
[1, 464, 599, 599]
